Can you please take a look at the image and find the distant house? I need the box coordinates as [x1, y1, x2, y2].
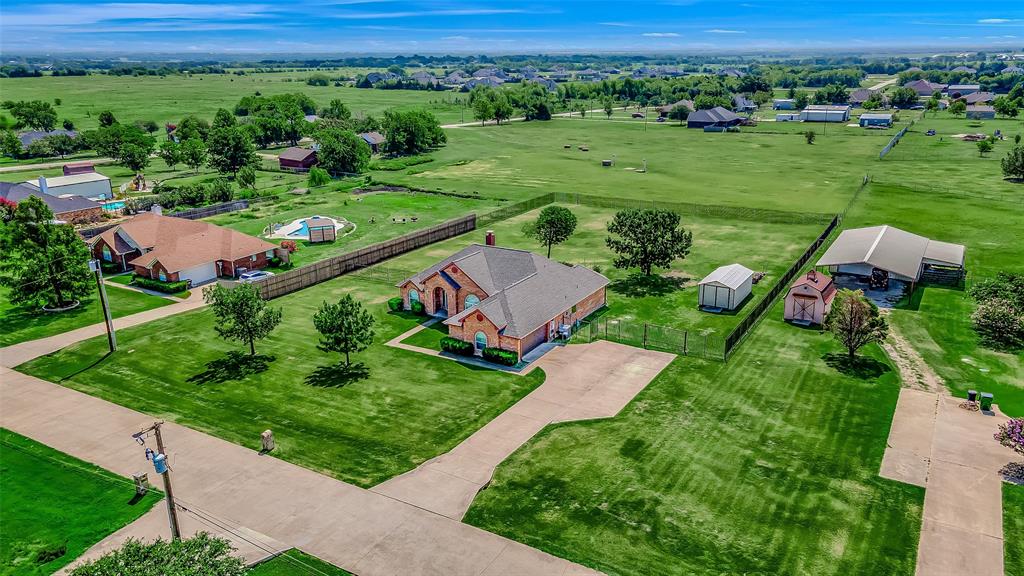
[278, 147, 318, 172]
[531, 78, 558, 92]
[365, 71, 400, 84]
[950, 65, 977, 75]
[946, 84, 980, 97]
[965, 105, 996, 120]
[472, 67, 507, 80]
[90, 211, 279, 283]
[698, 264, 754, 311]
[783, 270, 836, 326]
[463, 76, 504, 90]
[963, 92, 995, 105]
[732, 95, 757, 113]
[16, 129, 77, 148]
[904, 79, 946, 97]
[718, 68, 747, 78]
[410, 71, 438, 86]
[443, 71, 468, 85]
[657, 99, 695, 118]
[1003, 65, 1024, 75]
[776, 113, 801, 122]
[904, 66, 924, 73]
[848, 88, 883, 106]
[686, 107, 742, 129]
[859, 113, 893, 128]
[0, 181, 103, 224]
[63, 161, 95, 176]
[24, 172, 112, 200]
[359, 132, 386, 154]
[397, 244, 608, 361]
[800, 105, 851, 123]
[773, 99, 796, 110]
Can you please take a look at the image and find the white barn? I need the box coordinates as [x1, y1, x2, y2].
[25, 173, 112, 200]
[698, 264, 754, 311]
[799, 105, 851, 123]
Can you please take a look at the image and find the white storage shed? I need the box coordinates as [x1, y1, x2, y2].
[698, 264, 754, 311]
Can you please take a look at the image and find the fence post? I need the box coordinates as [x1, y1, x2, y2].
[683, 331, 688, 355]
[643, 323, 648, 349]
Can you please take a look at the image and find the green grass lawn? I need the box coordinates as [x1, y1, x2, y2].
[373, 118, 890, 212]
[0, 72, 468, 129]
[1007, 483, 1024, 576]
[0, 285, 173, 347]
[383, 203, 826, 338]
[464, 306, 924, 576]
[17, 274, 542, 488]
[401, 319, 448, 350]
[248, 549, 352, 576]
[208, 189, 500, 268]
[843, 182, 1024, 416]
[0, 428, 162, 576]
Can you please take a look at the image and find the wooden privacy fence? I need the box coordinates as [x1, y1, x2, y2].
[572, 316, 726, 360]
[722, 214, 840, 358]
[168, 196, 280, 220]
[256, 214, 476, 300]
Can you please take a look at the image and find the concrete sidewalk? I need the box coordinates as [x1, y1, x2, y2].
[1, 367, 603, 576]
[372, 341, 675, 520]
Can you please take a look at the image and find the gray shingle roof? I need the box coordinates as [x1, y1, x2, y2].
[687, 106, 741, 124]
[0, 181, 101, 215]
[401, 244, 608, 338]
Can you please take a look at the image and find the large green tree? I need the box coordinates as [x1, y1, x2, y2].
[605, 208, 693, 275]
[1002, 145, 1024, 180]
[825, 289, 889, 359]
[314, 128, 370, 175]
[180, 137, 208, 174]
[2, 100, 58, 131]
[381, 109, 445, 155]
[69, 533, 245, 576]
[523, 205, 578, 258]
[312, 294, 376, 366]
[157, 140, 182, 170]
[203, 283, 282, 356]
[207, 126, 257, 177]
[0, 196, 93, 309]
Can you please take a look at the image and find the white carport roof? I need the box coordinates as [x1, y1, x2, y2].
[816, 225, 964, 280]
[698, 263, 754, 290]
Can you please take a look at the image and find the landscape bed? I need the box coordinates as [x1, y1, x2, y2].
[0, 428, 162, 576]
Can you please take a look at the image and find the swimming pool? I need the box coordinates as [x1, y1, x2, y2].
[102, 201, 126, 211]
[287, 220, 312, 238]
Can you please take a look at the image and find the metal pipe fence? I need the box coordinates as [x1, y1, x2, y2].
[571, 316, 727, 360]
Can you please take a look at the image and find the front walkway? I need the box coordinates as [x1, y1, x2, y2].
[879, 324, 1014, 576]
[0, 367, 603, 576]
[372, 341, 675, 520]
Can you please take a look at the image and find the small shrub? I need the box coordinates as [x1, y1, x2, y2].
[34, 542, 67, 564]
[440, 336, 474, 356]
[410, 300, 425, 315]
[100, 261, 119, 273]
[133, 275, 190, 293]
[308, 167, 331, 188]
[268, 256, 293, 270]
[387, 297, 404, 312]
[482, 346, 518, 366]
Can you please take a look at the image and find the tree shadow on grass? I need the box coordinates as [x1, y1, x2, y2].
[609, 273, 687, 298]
[187, 351, 275, 385]
[822, 352, 890, 380]
[305, 362, 370, 388]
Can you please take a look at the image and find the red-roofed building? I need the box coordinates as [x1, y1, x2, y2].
[784, 270, 836, 325]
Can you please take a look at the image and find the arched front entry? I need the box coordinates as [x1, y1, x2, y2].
[432, 286, 448, 316]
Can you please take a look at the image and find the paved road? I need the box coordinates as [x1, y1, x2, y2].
[0, 157, 117, 174]
[374, 339, 674, 519]
[868, 77, 899, 91]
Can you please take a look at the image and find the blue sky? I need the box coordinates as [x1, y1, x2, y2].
[2, 1, 1023, 55]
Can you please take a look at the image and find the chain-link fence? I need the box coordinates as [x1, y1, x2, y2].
[571, 316, 727, 360]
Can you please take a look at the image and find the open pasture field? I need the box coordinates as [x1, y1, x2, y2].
[17, 273, 543, 488]
[0, 72, 467, 129]
[464, 303, 924, 576]
[384, 202, 826, 338]
[209, 189, 500, 268]
[843, 182, 1024, 416]
[0, 428, 162, 576]
[379, 118, 890, 212]
[0, 285, 173, 347]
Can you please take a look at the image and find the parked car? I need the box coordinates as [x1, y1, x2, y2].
[631, 112, 645, 118]
[656, 117, 666, 123]
[238, 270, 275, 283]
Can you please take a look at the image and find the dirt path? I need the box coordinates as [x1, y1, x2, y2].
[879, 312, 945, 393]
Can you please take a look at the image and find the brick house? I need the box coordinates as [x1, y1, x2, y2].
[397, 244, 608, 360]
[278, 147, 318, 172]
[90, 211, 279, 285]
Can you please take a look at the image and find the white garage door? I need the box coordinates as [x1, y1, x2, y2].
[178, 262, 217, 285]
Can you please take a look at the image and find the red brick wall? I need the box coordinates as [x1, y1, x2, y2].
[59, 207, 103, 224]
[223, 251, 271, 278]
[135, 261, 179, 282]
[91, 238, 140, 272]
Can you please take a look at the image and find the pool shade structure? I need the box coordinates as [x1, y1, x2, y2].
[307, 218, 337, 243]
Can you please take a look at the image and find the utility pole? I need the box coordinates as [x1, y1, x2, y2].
[88, 259, 116, 353]
[135, 422, 181, 540]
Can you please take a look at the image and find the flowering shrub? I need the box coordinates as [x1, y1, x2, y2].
[995, 418, 1024, 457]
[280, 240, 299, 253]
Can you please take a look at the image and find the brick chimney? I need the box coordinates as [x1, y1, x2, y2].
[485, 230, 495, 246]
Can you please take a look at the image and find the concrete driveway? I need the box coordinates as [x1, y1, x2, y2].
[372, 341, 675, 520]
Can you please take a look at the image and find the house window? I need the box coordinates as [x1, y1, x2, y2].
[409, 290, 420, 303]
[265, 250, 274, 257]
[251, 255, 257, 262]
[102, 245, 112, 262]
[158, 271, 166, 282]
[465, 294, 480, 308]
[474, 331, 488, 350]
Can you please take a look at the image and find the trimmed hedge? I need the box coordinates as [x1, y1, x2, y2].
[100, 261, 119, 273]
[483, 347, 518, 366]
[410, 300, 425, 315]
[133, 275, 190, 294]
[387, 297, 404, 312]
[440, 336, 474, 356]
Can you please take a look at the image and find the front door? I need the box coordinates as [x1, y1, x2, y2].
[433, 287, 447, 316]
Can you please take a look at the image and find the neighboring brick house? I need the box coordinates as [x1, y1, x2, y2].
[397, 244, 608, 360]
[90, 210, 279, 285]
[278, 147, 318, 172]
[0, 182, 103, 224]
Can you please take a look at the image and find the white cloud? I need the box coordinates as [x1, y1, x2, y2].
[600, 22, 638, 28]
[326, 8, 543, 19]
[441, 35, 469, 41]
[978, 18, 1012, 24]
[705, 28, 746, 34]
[642, 32, 680, 37]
